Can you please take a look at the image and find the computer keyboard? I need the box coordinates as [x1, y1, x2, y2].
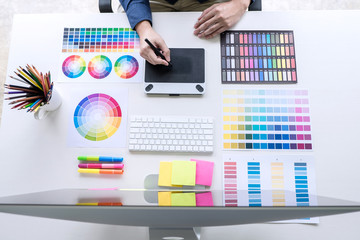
[129, 115, 214, 153]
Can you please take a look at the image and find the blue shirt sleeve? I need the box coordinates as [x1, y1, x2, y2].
[119, 0, 152, 30]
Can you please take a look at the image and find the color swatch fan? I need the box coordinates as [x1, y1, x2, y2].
[74, 93, 122, 141]
[88, 55, 112, 79]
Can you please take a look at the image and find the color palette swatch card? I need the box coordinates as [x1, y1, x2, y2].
[65, 85, 128, 148]
[62, 27, 140, 53]
[223, 88, 313, 150]
[223, 154, 318, 223]
[59, 53, 144, 83]
[220, 30, 297, 84]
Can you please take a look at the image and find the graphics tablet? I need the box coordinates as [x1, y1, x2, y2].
[144, 48, 205, 95]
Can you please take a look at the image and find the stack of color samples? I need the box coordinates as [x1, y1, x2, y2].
[220, 30, 297, 84]
[158, 159, 214, 187]
[77, 156, 124, 174]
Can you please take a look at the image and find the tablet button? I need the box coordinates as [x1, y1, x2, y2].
[196, 84, 204, 92]
[145, 84, 153, 92]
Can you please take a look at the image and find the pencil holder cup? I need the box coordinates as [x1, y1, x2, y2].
[34, 88, 62, 120]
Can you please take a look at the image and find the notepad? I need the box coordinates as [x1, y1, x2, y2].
[195, 192, 214, 206]
[158, 192, 172, 206]
[191, 159, 214, 186]
[171, 161, 196, 186]
[158, 162, 182, 187]
[171, 192, 196, 206]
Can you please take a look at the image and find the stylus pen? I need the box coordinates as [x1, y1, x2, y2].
[144, 38, 172, 67]
[77, 156, 123, 162]
[78, 163, 124, 169]
[78, 169, 124, 175]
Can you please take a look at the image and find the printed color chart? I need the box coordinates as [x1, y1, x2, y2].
[222, 88, 313, 150]
[223, 154, 318, 223]
[62, 28, 140, 53]
[220, 31, 297, 84]
[74, 93, 122, 141]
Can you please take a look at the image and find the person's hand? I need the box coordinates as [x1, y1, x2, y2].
[135, 20, 170, 66]
[193, 0, 251, 39]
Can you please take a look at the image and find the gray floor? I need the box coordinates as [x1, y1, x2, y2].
[1, 0, 360, 125]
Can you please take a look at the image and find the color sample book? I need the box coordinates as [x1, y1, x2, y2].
[223, 154, 318, 223]
[220, 31, 297, 84]
[223, 88, 313, 150]
[62, 27, 140, 53]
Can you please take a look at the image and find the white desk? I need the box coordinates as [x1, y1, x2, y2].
[1, 11, 360, 239]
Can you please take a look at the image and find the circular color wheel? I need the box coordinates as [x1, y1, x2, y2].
[88, 55, 112, 79]
[114, 55, 139, 79]
[62, 55, 86, 78]
[73, 93, 122, 141]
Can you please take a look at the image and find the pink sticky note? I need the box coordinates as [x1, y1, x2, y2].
[191, 159, 214, 186]
[196, 192, 214, 207]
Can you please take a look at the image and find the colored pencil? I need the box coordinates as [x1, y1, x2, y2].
[4, 65, 53, 113]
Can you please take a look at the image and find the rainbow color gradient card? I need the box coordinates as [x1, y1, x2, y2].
[222, 88, 313, 150]
[66, 85, 128, 148]
[223, 154, 318, 223]
[59, 27, 143, 83]
[220, 31, 297, 84]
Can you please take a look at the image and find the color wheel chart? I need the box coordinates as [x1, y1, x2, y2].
[88, 55, 112, 79]
[223, 154, 318, 223]
[220, 30, 297, 84]
[74, 93, 121, 141]
[114, 55, 139, 79]
[222, 88, 313, 150]
[59, 53, 144, 83]
[62, 27, 140, 52]
[67, 87, 128, 148]
[62, 55, 86, 78]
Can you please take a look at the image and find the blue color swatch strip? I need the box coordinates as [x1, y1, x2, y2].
[248, 162, 262, 207]
[294, 162, 310, 206]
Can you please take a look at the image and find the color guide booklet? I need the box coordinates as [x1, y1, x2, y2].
[222, 88, 313, 150]
[220, 30, 297, 84]
[59, 27, 144, 83]
[223, 154, 318, 224]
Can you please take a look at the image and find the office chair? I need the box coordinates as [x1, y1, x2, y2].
[99, 0, 262, 13]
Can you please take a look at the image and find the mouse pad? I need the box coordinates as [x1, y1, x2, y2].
[145, 48, 205, 83]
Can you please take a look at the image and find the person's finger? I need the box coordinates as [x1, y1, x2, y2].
[147, 49, 169, 65]
[194, 7, 217, 32]
[205, 26, 227, 39]
[195, 16, 218, 37]
[198, 22, 221, 38]
[157, 40, 171, 62]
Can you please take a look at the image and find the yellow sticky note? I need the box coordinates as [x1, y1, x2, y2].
[171, 192, 196, 206]
[171, 161, 196, 186]
[158, 162, 182, 187]
[158, 192, 172, 206]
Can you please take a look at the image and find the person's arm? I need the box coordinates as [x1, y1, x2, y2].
[193, 0, 252, 39]
[119, 0, 170, 65]
[119, 0, 152, 30]
[135, 21, 170, 66]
